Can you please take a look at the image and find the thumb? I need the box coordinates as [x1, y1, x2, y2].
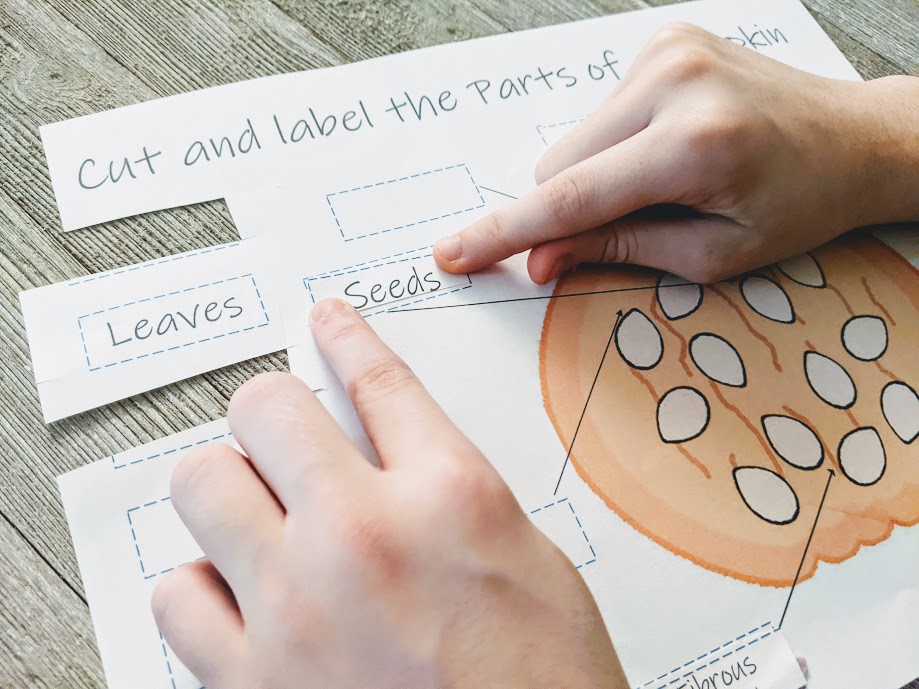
[526, 214, 747, 285]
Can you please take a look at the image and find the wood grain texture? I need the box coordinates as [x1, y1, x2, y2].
[0, 511, 104, 688]
[0, 0, 915, 686]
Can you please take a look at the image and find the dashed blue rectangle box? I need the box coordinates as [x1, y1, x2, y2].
[326, 164, 486, 241]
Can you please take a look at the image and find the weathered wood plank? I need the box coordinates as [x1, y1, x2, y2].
[806, 9, 912, 79]
[46, 0, 345, 95]
[0, 511, 104, 688]
[802, 0, 919, 74]
[270, 0, 506, 61]
[0, 0, 290, 595]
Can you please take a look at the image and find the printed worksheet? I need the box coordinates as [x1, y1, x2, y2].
[42, 1, 919, 688]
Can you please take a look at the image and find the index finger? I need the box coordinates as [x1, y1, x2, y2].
[310, 298, 475, 470]
[434, 126, 674, 274]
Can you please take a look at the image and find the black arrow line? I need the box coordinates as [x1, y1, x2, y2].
[388, 282, 695, 313]
[552, 309, 623, 495]
[778, 468, 835, 630]
[478, 185, 518, 200]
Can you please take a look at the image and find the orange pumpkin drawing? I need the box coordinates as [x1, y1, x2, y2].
[539, 233, 919, 586]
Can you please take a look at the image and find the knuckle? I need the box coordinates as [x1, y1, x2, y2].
[347, 357, 416, 409]
[685, 264, 722, 284]
[170, 444, 230, 506]
[681, 106, 754, 178]
[432, 460, 520, 535]
[333, 508, 405, 577]
[474, 211, 514, 256]
[543, 172, 588, 227]
[659, 45, 717, 84]
[681, 244, 738, 284]
[652, 21, 703, 45]
[602, 224, 640, 265]
[229, 371, 293, 419]
[324, 315, 368, 348]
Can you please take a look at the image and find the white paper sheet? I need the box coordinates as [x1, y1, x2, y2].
[41, 0, 859, 232]
[61, 417, 809, 689]
[21, 238, 285, 421]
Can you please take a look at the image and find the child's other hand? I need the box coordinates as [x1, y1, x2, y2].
[435, 23, 919, 284]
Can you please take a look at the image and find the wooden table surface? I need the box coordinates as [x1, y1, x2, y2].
[1, 0, 917, 686]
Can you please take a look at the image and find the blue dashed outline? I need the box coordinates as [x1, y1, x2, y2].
[126, 497, 204, 581]
[66, 242, 241, 287]
[77, 273, 270, 371]
[111, 432, 233, 470]
[326, 164, 486, 241]
[302, 251, 472, 318]
[536, 117, 586, 146]
[635, 621, 774, 689]
[528, 497, 597, 570]
[159, 631, 203, 689]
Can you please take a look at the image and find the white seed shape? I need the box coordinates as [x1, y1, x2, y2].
[804, 351, 856, 409]
[777, 253, 826, 288]
[657, 387, 710, 443]
[733, 467, 800, 525]
[615, 309, 663, 370]
[762, 415, 823, 469]
[838, 427, 886, 486]
[881, 382, 919, 444]
[741, 276, 794, 323]
[689, 334, 746, 387]
[656, 273, 702, 320]
[841, 315, 888, 361]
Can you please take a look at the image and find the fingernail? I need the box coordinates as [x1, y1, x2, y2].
[435, 234, 462, 262]
[546, 255, 574, 283]
[310, 298, 349, 324]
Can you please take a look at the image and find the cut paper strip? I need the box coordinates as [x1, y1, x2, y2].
[636, 623, 805, 689]
[21, 239, 285, 421]
[39, 0, 861, 232]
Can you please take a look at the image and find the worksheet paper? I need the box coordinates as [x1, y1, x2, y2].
[28, 0, 864, 420]
[43, 0, 919, 688]
[41, 0, 859, 232]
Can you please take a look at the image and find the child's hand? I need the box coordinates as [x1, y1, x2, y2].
[152, 298, 627, 689]
[435, 23, 919, 284]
